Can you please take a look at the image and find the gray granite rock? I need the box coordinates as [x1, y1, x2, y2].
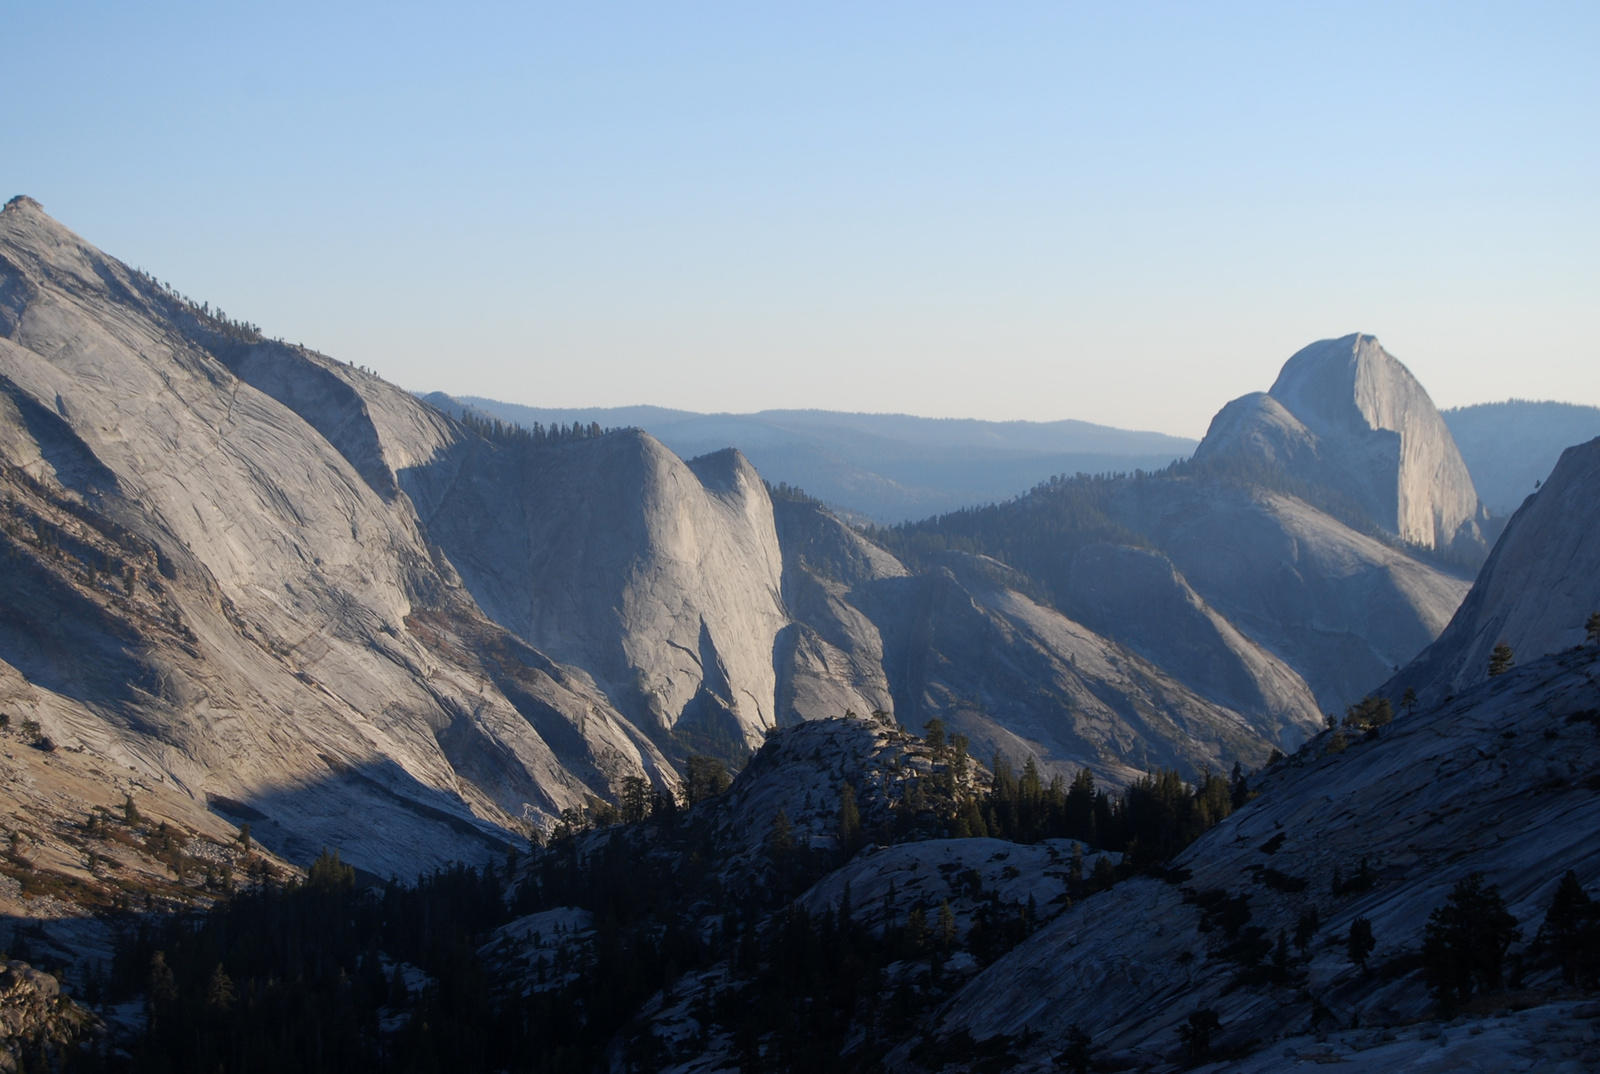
[1391, 435, 1600, 703]
[1197, 333, 1486, 556]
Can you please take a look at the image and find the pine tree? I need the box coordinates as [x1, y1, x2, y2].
[1347, 917, 1375, 972]
[1091, 855, 1116, 894]
[684, 755, 731, 806]
[1177, 1008, 1221, 1065]
[906, 907, 928, 951]
[146, 951, 177, 1012]
[1294, 906, 1319, 956]
[1065, 768, 1096, 842]
[838, 782, 862, 857]
[619, 774, 652, 824]
[1588, 611, 1600, 644]
[938, 900, 957, 950]
[1055, 1024, 1091, 1073]
[1422, 872, 1522, 1010]
[307, 847, 356, 891]
[1487, 642, 1515, 677]
[1536, 869, 1600, 987]
[767, 810, 794, 857]
[1402, 687, 1418, 718]
[205, 963, 235, 1011]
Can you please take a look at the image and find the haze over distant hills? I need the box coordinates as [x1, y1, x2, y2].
[1442, 399, 1600, 516]
[421, 397, 1197, 524]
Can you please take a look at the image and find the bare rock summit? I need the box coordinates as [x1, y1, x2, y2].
[1197, 333, 1486, 554]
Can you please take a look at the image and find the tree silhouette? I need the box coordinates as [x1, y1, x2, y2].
[838, 781, 863, 857]
[1177, 1008, 1222, 1065]
[1487, 642, 1515, 677]
[1587, 612, 1600, 644]
[1536, 869, 1600, 987]
[1294, 906, 1319, 957]
[1054, 1024, 1092, 1073]
[1347, 917, 1375, 972]
[1422, 872, 1522, 1010]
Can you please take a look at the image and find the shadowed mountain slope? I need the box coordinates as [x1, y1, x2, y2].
[1389, 435, 1600, 705]
[916, 642, 1600, 1070]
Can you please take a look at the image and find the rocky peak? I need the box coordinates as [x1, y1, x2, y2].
[1196, 333, 1484, 554]
[410, 427, 789, 753]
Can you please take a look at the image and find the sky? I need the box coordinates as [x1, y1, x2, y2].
[5, 2, 1597, 438]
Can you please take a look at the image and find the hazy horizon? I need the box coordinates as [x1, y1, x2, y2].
[7, 3, 1597, 438]
[436, 390, 1600, 443]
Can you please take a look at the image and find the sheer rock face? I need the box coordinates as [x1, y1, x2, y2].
[1197, 334, 1485, 554]
[771, 498, 903, 726]
[408, 433, 789, 753]
[1104, 479, 1471, 713]
[1391, 436, 1600, 703]
[0, 195, 676, 877]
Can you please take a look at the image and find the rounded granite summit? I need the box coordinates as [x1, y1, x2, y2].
[1197, 333, 1486, 555]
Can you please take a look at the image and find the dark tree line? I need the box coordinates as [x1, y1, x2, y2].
[108, 850, 514, 1074]
[906, 720, 1246, 868]
[457, 411, 608, 448]
[97, 717, 1600, 1074]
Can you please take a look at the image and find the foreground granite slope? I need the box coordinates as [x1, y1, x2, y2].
[922, 644, 1599, 1069]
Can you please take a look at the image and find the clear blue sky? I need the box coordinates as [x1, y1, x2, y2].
[7, 2, 1596, 436]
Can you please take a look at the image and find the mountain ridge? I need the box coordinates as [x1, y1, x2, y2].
[423, 392, 1196, 525]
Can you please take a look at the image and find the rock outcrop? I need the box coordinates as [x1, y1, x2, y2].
[0, 961, 100, 1072]
[771, 497, 903, 726]
[1195, 334, 1486, 555]
[1390, 436, 1600, 703]
[411, 433, 791, 755]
